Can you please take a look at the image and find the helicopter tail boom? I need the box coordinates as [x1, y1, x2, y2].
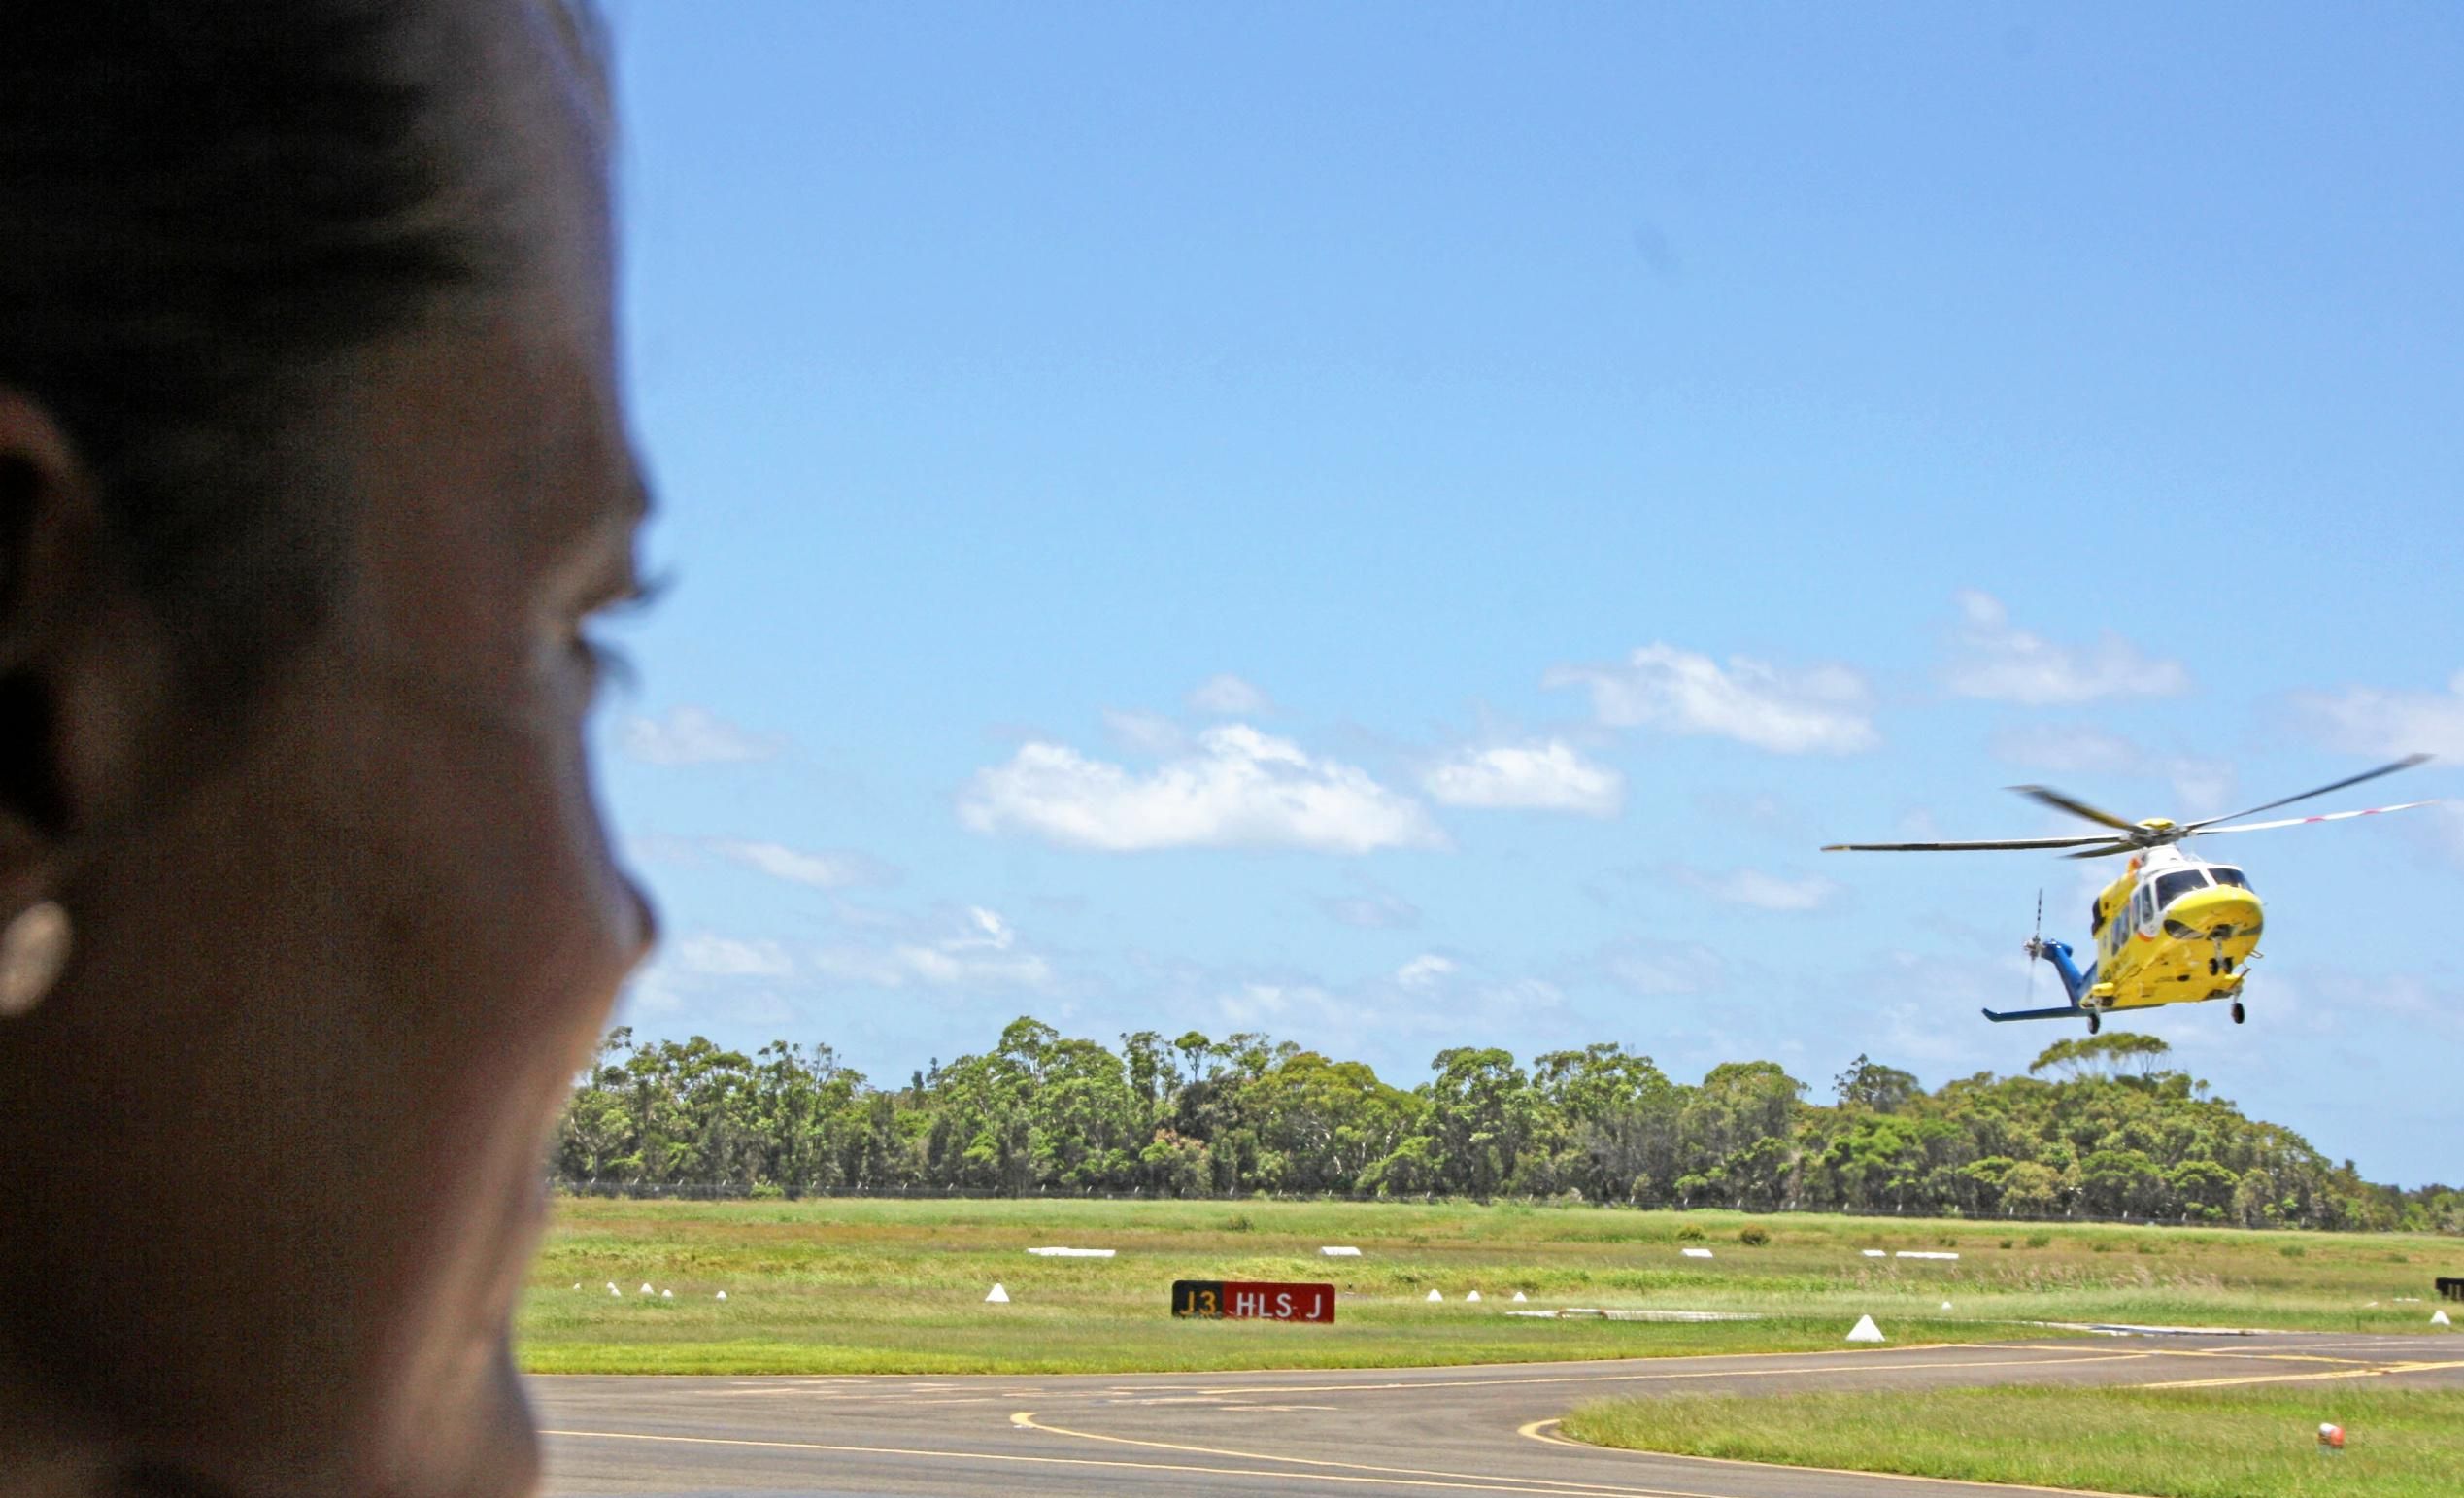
[1984, 936, 2097, 1023]
[1981, 1004, 2088, 1023]
[2027, 937, 2095, 1004]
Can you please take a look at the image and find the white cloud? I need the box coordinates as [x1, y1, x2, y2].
[1320, 892, 1422, 930]
[1942, 591, 2190, 705]
[1188, 674, 1273, 716]
[1691, 789, 1801, 838]
[671, 934, 794, 978]
[1672, 866, 1840, 912]
[619, 705, 785, 766]
[706, 839, 887, 889]
[1209, 964, 1569, 1052]
[1421, 739, 1626, 817]
[1102, 708, 1188, 757]
[960, 725, 1444, 854]
[1545, 644, 1877, 754]
[2291, 671, 2464, 760]
[1987, 726, 2237, 817]
[813, 905, 1053, 991]
[1987, 724, 2146, 775]
[1597, 940, 1729, 997]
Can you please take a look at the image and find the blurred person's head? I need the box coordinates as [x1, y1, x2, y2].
[0, 3, 653, 1492]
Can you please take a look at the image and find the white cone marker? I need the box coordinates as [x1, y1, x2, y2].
[1511, 1291, 1528, 1303]
[716, 1291, 727, 1301]
[1467, 1290, 1482, 1303]
[661, 1289, 673, 1299]
[608, 1284, 621, 1298]
[1941, 1301, 1954, 1311]
[2434, 1309, 2452, 1326]
[1427, 1289, 1443, 1302]
[640, 1283, 654, 1295]
[1846, 1314, 1886, 1343]
[985, 1283, 1010, 1304]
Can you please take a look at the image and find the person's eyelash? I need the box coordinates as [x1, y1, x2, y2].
[580, 571, 670, 695]
[580, 633, 637, 692]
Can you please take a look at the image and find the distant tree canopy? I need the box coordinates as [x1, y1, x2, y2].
[550, 1019, 2457, 1233]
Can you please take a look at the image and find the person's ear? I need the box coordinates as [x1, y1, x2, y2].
[0, 388, 172, 909]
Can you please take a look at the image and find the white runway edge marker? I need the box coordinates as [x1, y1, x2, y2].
[606, 1283, 621, 1298]
[984, 1283, 1010, 1304]
[1861, 1249, 1886, 1258]
[2435, 1310, 2452, 1326]
[660, 1289, 672, 1299]
[1895, 1250, 1960, 1261]
[1026, 1246, 1116, 1258]
[1511, 1291, 1528, 1303]
[1427, 1289, 1444, 1302]
[1681, 1247, 1715, 1259]
[640, 1283, 655, 1295]
[715, 1291, 727, 1301]
[1941, 1301, 1954, 1311]
[1467, 1290, 1482, 1303]
[1321, 1246, 1364, 1257]
[1846, 1314, 1886, 1343]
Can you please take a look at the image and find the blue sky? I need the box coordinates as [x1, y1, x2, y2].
[589, 4, 2463, 1186]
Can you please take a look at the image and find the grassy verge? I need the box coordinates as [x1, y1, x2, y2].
[517, 1197, 2462, 1376]
[1562, 1385, 2464, 1498]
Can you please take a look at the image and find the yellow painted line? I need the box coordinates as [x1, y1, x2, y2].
[1113, 1340, 2014, 1396]
[2139, 1358, 2464, 1390]
[1168, 1347, 2153, 1398]
[547, 1422, 1688, 1497]
[1010, 1411, 1725, 1497]
[2154, 1347, 2389, 1367]
[1520, 1418, 2147, 1498]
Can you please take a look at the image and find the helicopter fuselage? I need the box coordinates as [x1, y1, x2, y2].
[2077, 844, 2264, 1011]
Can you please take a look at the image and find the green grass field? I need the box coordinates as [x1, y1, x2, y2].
[1563, 1385, 2464, 1497]
[516, 1196, 2462, 1376]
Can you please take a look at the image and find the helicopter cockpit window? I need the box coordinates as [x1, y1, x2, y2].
[2210, 868, 2251, 891]
[2154, 870, 2211, 908]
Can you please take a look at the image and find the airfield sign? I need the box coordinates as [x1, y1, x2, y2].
[1172, 1280, 1335, 1323]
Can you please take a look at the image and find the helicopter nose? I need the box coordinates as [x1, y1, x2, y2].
[2164, 887, 2264, 939]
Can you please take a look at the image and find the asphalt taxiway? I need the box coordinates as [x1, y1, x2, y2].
[535, 1329, 2463, 1497]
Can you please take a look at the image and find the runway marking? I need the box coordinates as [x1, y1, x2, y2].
[1518, 1419, 2146, 1498]
[1160, 1348, 2155, 1398]
[2138, 1358, 2464, 1390]
[549, 1423, 1704, 1496]
[1010, 1411, 1733, 1497]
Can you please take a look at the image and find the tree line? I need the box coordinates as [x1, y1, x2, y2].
[550, 1018, 2461, 1232]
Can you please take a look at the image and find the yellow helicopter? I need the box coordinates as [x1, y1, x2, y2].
[1822, 755, 2437, 1033]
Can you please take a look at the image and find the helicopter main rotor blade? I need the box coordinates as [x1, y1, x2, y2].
[1823, 835, 2127, 853]
[2063, 841, 2142, 859]
[2006, 784, 2143, 834]
[2184, 753, 2432, 832]
[2187, 799, 2444, 837]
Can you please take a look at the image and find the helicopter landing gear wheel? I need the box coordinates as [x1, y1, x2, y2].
[2088, 1012, 2102, 1035]
[2232, 1001, 2245, 1025]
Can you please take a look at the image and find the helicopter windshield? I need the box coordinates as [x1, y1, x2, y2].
[2210, 867, 2253, 892]
[2154, 869, 2211, 908]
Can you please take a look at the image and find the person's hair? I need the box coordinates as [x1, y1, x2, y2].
[0, 2, 495, 686]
